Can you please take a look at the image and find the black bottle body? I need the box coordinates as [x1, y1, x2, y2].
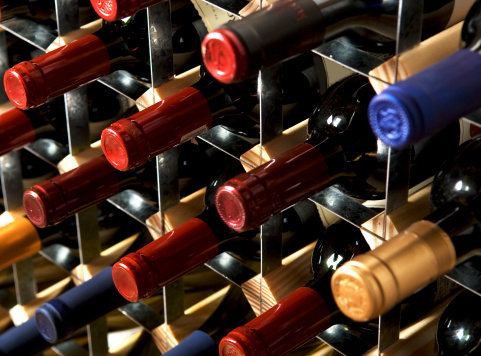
[203, 0, 472, 82]
[435, 289, 481, 356]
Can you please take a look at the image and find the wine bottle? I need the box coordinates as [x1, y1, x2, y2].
[100, 56, 320, 171]
[22, 154, 154, 228]
[434, 289, 481, 356]
[220, 217, 458, 356]
[110, 156, 322, 302]
[34, 266, 129, 344]
[0, 199, 144, 271]
[330, 137, 481, 322]
[23, 133, 256, 228]
[0, 83, 134, 156]
[111, 158, 256, 302]
[3, 9, 207, 109]
[368, 0, 481, 149]
[37, 227, 151, 335]
[214, 74, 468, 232]
[0, 227, 151, 355]
[0, 216, 77, 271]
[200, 0, 474, 84]
[218, 220, 374, 356]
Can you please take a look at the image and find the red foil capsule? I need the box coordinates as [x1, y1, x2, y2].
[91, 0, 165, 21]
[0, 108, 36, 155]
[23, 156, 122, 228]
[201, 28, 249, 84]
[112, 218, 219, 302]
[101, 86, 213, 171]
[215, 143, 329, 232]
[4, 35, 111, 109]
[219, 287, 331, 356]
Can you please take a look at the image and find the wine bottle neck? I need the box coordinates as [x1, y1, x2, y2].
[23, 156, 124, 227]
[112, 216, 221, 302]
[307, 141, 351, 178]
[35, 266, 128, 343]
[427, 204, 477, 238]
[219, 286, 337, 356]
[424, 203, 480, 263]
[197, 209, 237, 242]
[191, 74, 226, 109]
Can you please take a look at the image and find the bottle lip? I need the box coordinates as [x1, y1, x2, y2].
[112, 256, 145, 302]
[368, 88, 418, 149]
[90, 0, 138, 22]
[219, 326, 268, 356]
[23, 190, 50, 228]
[215, 185, 248, 231]
[215, 175, 272, 232]
[330, 259, 383, 322]
[35, 299, 73, 344]
[201, 28, 249, 84]
[101, 119, 150, 171]
[4, 62, 48, 110]
[23, 182, 69, 228]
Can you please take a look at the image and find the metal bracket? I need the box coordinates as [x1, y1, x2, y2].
[146, 0, 185, 326]
[54, 0, 80, 37]
[377, 0, 424, 352]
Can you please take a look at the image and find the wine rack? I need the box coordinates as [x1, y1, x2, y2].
[0, 0, 480, 355]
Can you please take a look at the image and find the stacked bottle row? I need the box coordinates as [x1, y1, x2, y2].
[2, 0, 481, 355]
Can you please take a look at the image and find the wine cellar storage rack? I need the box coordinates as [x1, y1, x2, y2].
[1, 0, 481, 355]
